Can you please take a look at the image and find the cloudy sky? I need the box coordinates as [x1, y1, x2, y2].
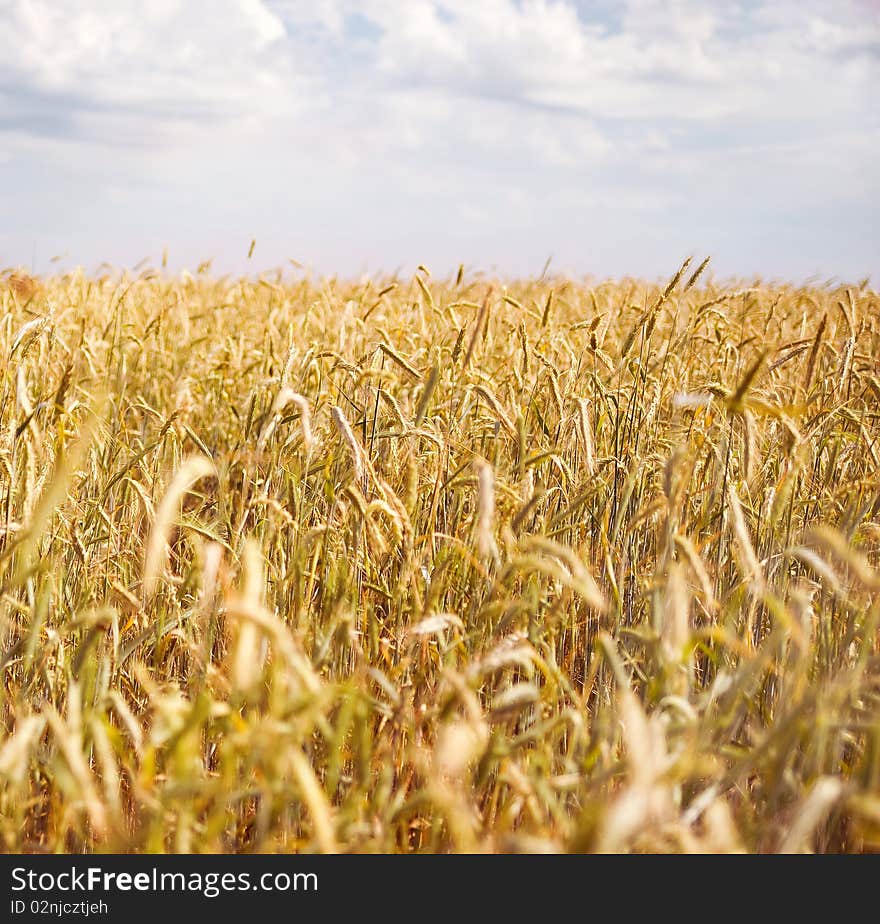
[1, 0, 877, 280]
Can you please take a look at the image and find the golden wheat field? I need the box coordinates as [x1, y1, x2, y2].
[0, 260, 878, 854]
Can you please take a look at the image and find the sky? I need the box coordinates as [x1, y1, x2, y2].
[0, 0, 878, 282]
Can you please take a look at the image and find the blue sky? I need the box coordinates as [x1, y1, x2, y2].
[0, 0, 877, 281]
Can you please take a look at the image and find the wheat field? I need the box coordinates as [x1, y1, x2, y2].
[0, 260, 878, 853]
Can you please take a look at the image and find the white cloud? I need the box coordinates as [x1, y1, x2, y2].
[357, 0, 878, 123]
[0, 0, 877, 279]
[0, 0, 294, 131]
